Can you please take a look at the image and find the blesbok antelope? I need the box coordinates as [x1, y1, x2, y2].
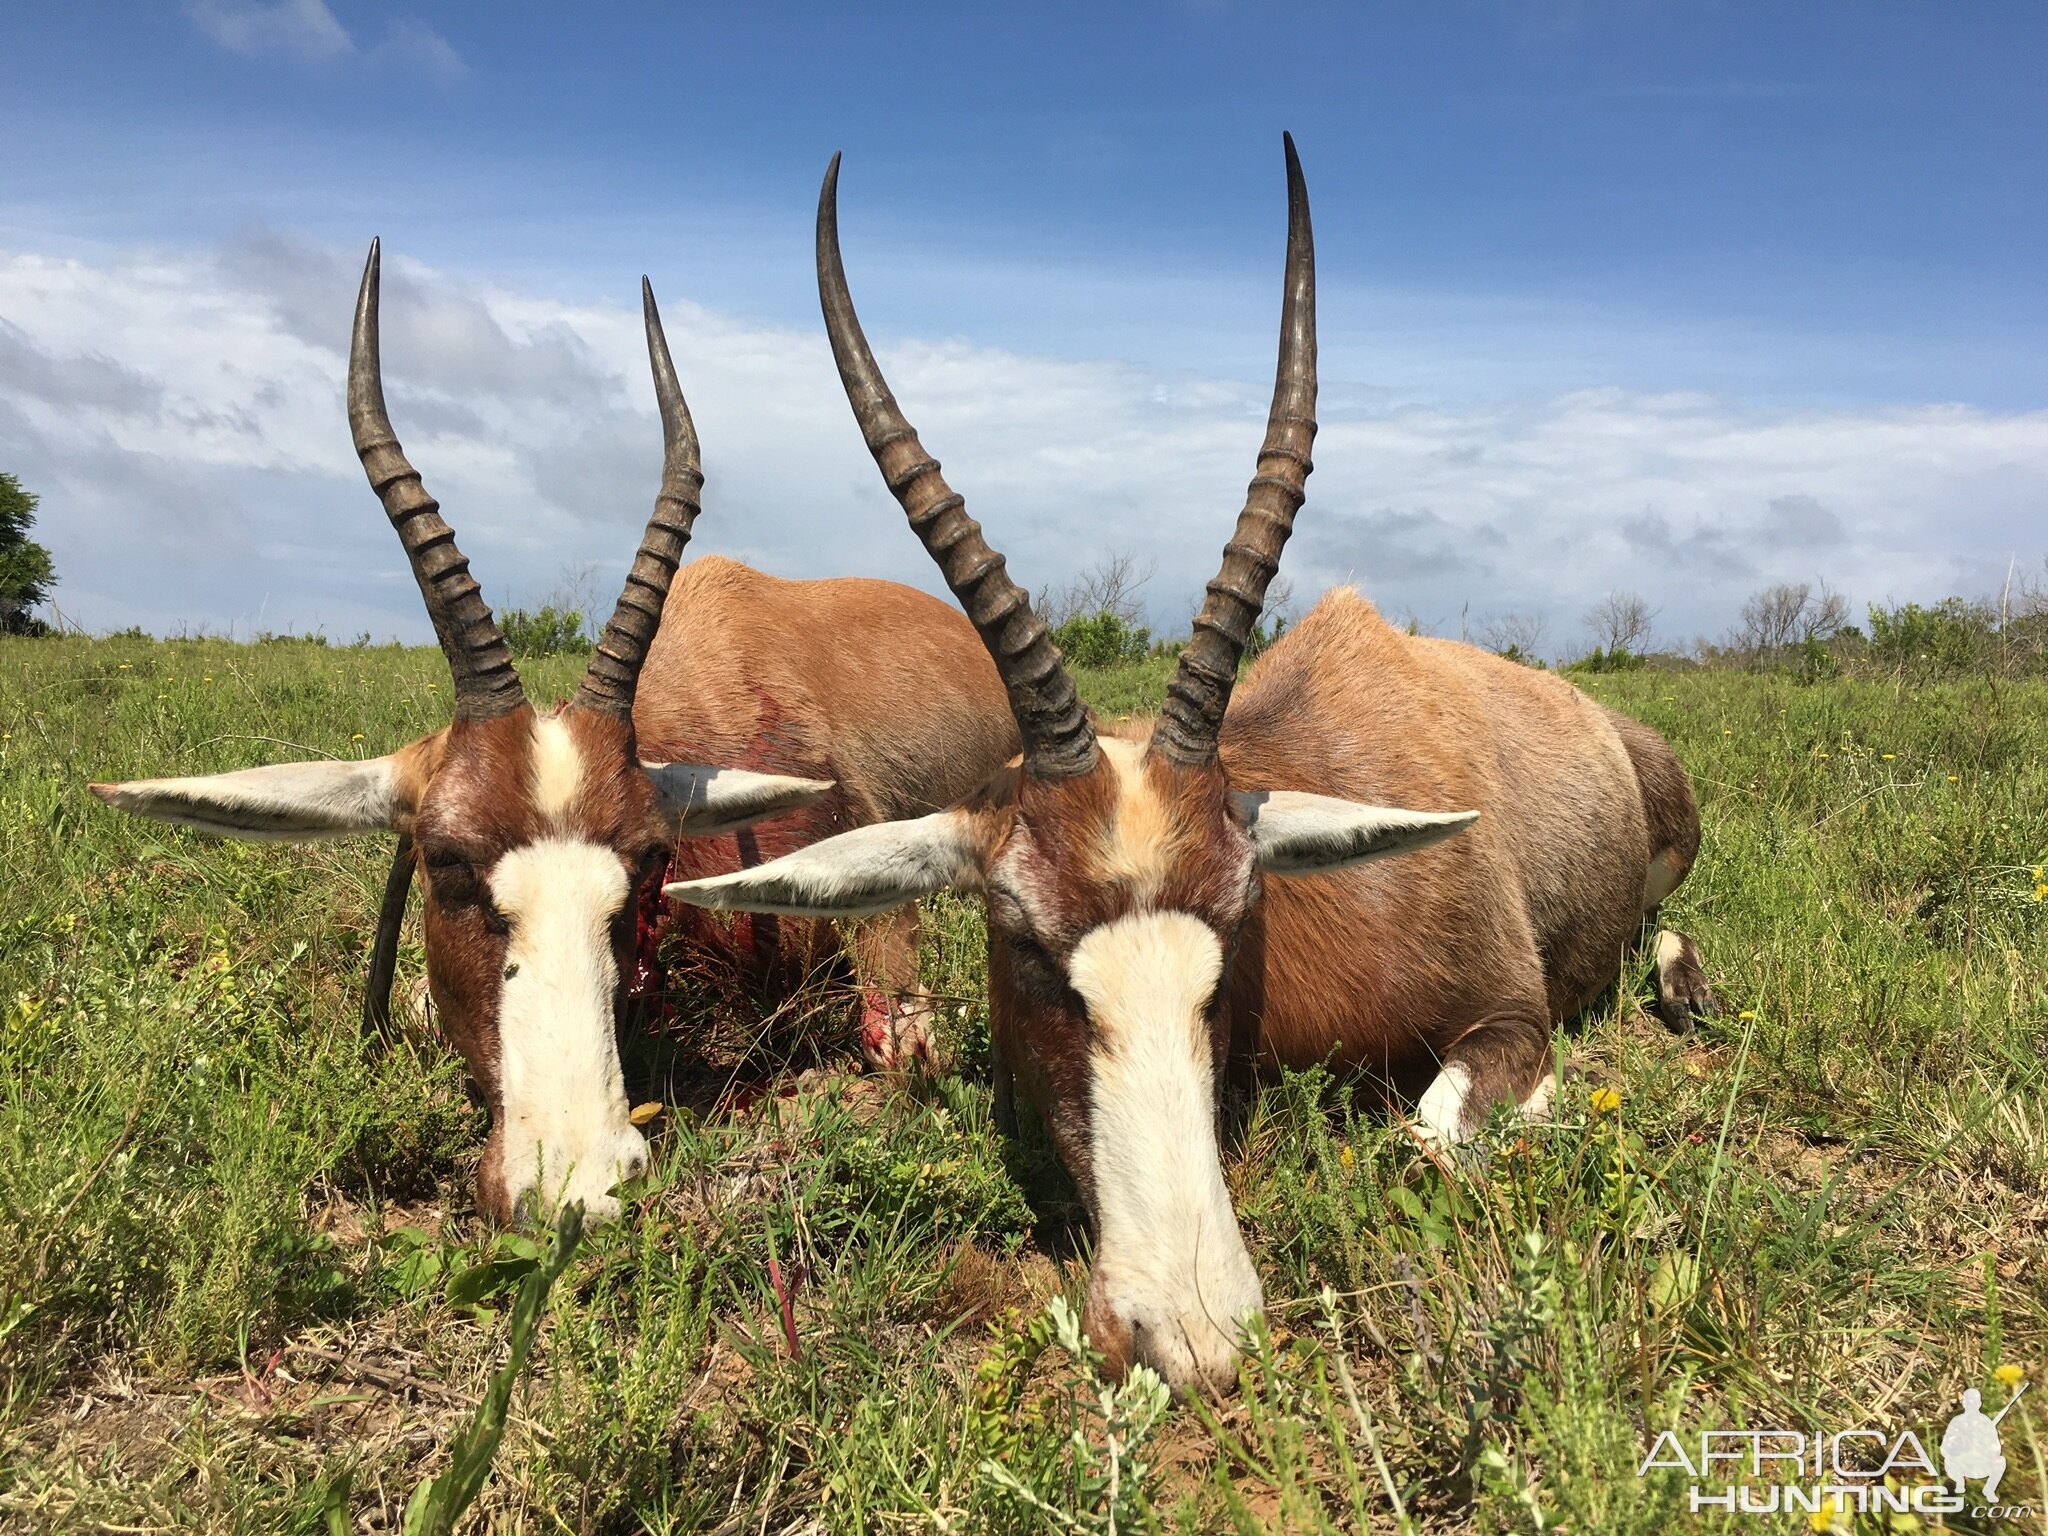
[92, 243, 1017, 1224]
[663, 139, 1718, 1392]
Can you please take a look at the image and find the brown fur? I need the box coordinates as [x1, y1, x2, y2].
[642, 555, 1018, 997]
[1219, 590, 1662, 1098]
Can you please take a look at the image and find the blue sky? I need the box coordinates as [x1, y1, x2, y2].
[2, 2, 2044, 648]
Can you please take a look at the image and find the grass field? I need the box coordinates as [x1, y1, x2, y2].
[1, 633, 2043, 1533]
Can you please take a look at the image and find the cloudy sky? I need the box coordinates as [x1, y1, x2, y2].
[3, 4, 2044, 653]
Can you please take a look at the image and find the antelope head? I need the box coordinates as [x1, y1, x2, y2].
[93, 244, 832, 1224]
[661, 139, 1476, 1393]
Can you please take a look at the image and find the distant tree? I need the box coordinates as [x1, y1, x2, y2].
[1040, 549, 1156, 630]
[1729, 580, 1847, 663]
[1478, 611, 1549, 665]
[1582, 590, 1656, 658]
[0, 472, 56, 635]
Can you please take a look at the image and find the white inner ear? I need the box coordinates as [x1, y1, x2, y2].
[90, 757, 404, 841]
[642, 763, 836, 836]
[663, 810, 977, 918]
[1230, 789, 1478, 876]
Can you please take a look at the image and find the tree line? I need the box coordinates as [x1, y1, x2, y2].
[5, 465, 2043, 682]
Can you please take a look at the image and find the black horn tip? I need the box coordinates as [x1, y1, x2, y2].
[818, 156, 843, 237]
[354, 240, 381, 317]
[641, 277, 669, 353]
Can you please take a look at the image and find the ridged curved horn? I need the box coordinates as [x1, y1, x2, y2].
[575, 279, 704, 715]
[349, 240, 525, 720]
[1152, 134, 1317, 770]
[817, 154, 1097, 780]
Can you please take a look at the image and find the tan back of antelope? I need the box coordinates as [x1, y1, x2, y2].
[93, 245, 1017, 1224]
[662, 139, 1717, 1394]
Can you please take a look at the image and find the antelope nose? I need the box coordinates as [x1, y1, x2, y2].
[616, 1126, 650, 1181]
[1085, 1265, 1265, 1398]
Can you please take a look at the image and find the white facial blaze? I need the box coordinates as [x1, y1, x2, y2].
[487, 838, 647, 1222]
[1068, 911, 1263, 1390]
[529, 715, 584, 820]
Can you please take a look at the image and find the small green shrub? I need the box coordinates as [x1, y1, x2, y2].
[1053, 610, 1151, 670]
[499, 604, 588, 658]
[1568, 644, 1646, 674]
[1867, 597, 1996, 677]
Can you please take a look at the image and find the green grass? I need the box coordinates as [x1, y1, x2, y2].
[1, 635, 2043, 1532]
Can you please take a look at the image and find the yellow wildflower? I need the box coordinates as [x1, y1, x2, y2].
[1994, 1363, 2024, 1387]
[1881, 752, 1895, 760]
[1722, 728, 1733, 736]
[351, 732, 365, 741]
[1808, 1493, 1848, 1532]
[1738, 1010, 1757, 1020]
[1946, 774, 1959, 782]
[117, 662, 131, 670]
[1589, 1086, 1621, 1114]
[1816, 751, 1829, 760]
[1338, 1143, 1356, 1170]
[2034, 883, 2048, 903]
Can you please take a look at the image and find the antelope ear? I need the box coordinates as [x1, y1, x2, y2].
[91, 756, 410, 841]
[643, 763, 837, 836]
[1230, 790, 1478, 876]
[664, 809, 977, 918]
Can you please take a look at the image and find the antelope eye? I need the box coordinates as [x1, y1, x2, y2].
[422, 850, 482, 903]
[1007, 930, 1053, 964]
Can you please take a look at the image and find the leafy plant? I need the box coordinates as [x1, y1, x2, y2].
[399, 1202, 584, 1536]
[1568, 644, 1647, 674]
[1054, 610, 1153, 670]
[976, 1296, 1173, 1532]
[499, 603, 588, 658]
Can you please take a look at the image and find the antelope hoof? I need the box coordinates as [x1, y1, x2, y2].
[1652, 929, 1718, 1032]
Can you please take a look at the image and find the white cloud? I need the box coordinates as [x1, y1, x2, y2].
[184, 4, 465, 78]
[185, 0, 352, 63]
[1, 234, 2043, 652]
[370, 17, 467, 80]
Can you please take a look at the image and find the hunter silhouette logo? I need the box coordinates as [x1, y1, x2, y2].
[1638, 1377, 2036, 1519]
[1941, 1383, 2026, 1501]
